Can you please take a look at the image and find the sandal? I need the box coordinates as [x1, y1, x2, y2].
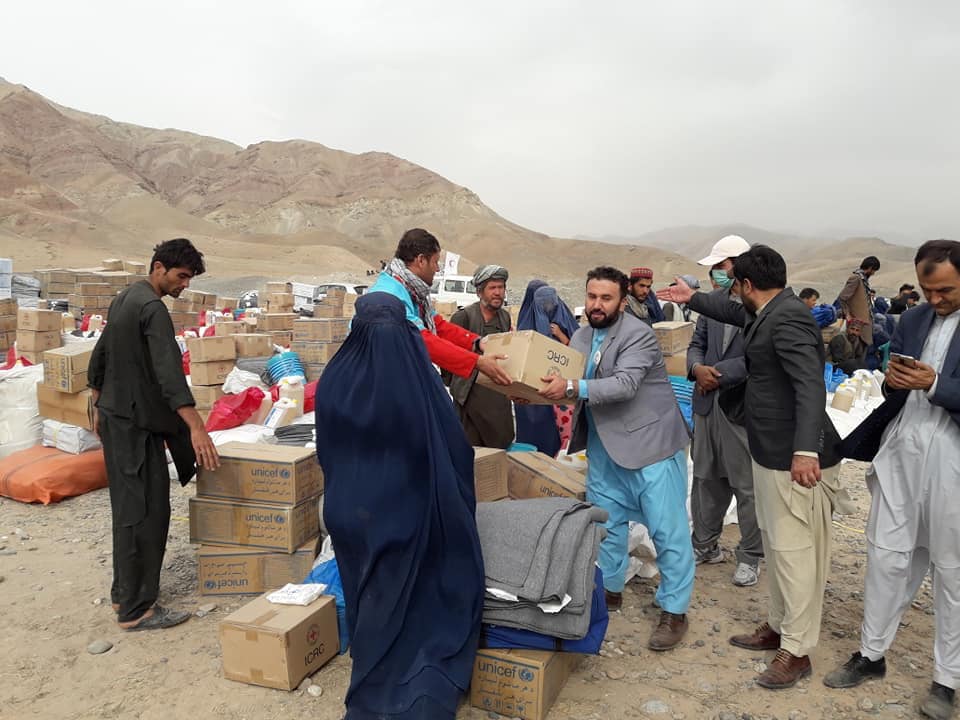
[121, 605, 190, 631]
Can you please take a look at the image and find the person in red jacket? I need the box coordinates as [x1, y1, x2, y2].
[367, 228, 513, 385]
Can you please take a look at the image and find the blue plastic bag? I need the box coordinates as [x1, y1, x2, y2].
[304, 557, 349, 654]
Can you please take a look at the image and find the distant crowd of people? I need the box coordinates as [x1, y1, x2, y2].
[89, 230, 959, 720]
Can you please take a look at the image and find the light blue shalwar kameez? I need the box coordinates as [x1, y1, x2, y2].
[580, 329, 694, 614]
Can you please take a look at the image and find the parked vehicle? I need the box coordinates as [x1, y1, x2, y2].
[430, 274, 479, 309]
[291, 282, 368, 314]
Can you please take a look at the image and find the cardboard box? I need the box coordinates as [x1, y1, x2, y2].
[0, 315, 17, 332]
[186, 336, 236, 363]
[198, 541, 317, 596]
[653, 321, 695, 355]
[324, 287, 346, 300]
[264, 281, 293, 293]
[77, 283, 114, 296]
[17, 330, 61, 352]
[476, 331, 586, 405]
[123, 260, 147, 274]
[303, 364, 325, 382]
[471, 648, 581, 720]
[68, 294, 113, 310]
[0, 298, 18, 315]
[0, 330, 13, 349]
[312, 304, 342, 319]
[293, 318, 350, 343]
[506, 451, 587, 501]
[190, 360, 235, 386]
[219, 296, 239, 310]
[234, 334, 275, 358]
[182, 289, 218, 306]
[663, 351, 687, 377]
[19, 349, 46, 365]
[220, 592, 338, 690]
[43, 341, 97, 393]
[196, 442, 323, 505]
[47, 282, 77, 296]
[474, 447, 509, 502]
[18, 308, 62, 332]
[265, 292, 295, 307]
[268, 330, 293, 347]
[290, 341, 341, 365]
[36, 385, 94, 430]
[214, 321, 246, 337]
[101, 258, 123, 271]
[257, 313, 298, 332]
[189, 496, 320, 552]
[192, 384, 225, 410]
[93, 270, 134, 286]
[434, 300, 458, 315]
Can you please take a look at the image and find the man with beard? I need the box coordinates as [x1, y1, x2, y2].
[624, 267, 665, 326]
[447, 265, 514, 448]
[837, 255, 881, 346]
[540, 266, 693, 651]
[658, 245, 844, 690]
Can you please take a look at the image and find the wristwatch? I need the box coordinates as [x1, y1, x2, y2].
[564, 379, 576, 400]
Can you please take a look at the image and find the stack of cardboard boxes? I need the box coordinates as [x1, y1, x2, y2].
[163, 289, 219, 333]
[256, 312, 298, 348]
[0, 298, 16, 355]
[313, 287, 344, 319]
[652, 320, 694, 377]
[36, 339, 98, 431]
[68, 282, 115, 320]
[263, 282, 294, 313]
[341, 291, 358, 319]
[189, 442, 322, 598]
[290, 317, 350, 382]
[187, 336, 236, 421]
[16, 308, 64, 365]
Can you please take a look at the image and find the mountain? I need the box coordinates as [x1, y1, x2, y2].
[0, 77, 916, 302]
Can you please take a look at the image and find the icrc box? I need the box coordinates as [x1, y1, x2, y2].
[195, 442, 323, 505]
[476, 330, 586, 405]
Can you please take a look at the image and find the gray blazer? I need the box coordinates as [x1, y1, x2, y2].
[686, 288, 747, 417]
[568, 312, 690, 470]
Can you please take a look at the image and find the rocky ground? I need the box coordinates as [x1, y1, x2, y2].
[0, 460, 940, 720]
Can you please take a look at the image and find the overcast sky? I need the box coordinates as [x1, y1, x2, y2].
[3, 1, 959, 242]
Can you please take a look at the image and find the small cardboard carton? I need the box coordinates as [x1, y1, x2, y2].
[292, 318, 351, 343]
[290, 341, 342, 365]
[234, 333, 275, 357]
[471, 648, 581, 720]
[214, 321, 247, 337]
[267, 330, 293, 347]
[506, 451, 587, 501]
[189, 496, 320, 552]
[0, 315, 16, 333]
[43, 340, 98, 393]
[264, 281, 292, 293]
[476, 331, 586, 405]
[196, 442, 323, 505]
[257, 313, 298, 332]
[312, 304, 342, 319]
[0, 297, 18, 315]
[36, 385, 94, 430]
[186, 336, 236, 363]
[652, 321, 695, 355]
[17, 308, 62, 332]
[190, 360, 235, 387]
[77, 283, 114, 296]
[17, 330, 61, 352]
[663, 351, 687, 378]
[191, 384, 225, 410]
[474, 447, 509, 502]
[220, 591, 338, 690]
[265, 292, 295, 308]
[198, 541, 317, 596]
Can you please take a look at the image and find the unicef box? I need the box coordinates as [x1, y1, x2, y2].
[471, 648, 582, 720]
[189, 496, 319, 553]
[477, 330, 586, 405]
[196, 442, 323, 505]
[197, 541, 316, 596]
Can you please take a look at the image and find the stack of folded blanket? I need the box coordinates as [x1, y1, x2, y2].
[476, 497, 608, 643]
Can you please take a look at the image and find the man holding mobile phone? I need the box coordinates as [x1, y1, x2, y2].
[825, 240, 960, 720]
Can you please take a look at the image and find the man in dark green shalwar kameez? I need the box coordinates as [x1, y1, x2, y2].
[88, 238, 220, 631]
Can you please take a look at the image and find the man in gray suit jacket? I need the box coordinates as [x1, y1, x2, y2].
[660, 245, 844, 690]
[540, 266, 693, 652]
[687, 234, 763, 587]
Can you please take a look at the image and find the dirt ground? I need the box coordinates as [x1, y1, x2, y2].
[0, 460, 940, 720]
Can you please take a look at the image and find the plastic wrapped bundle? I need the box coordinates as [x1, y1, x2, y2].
[42, 419, 102, 454]
[811, 303, 837, 328]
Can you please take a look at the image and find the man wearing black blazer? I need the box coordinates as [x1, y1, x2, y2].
[824, 240, 960, 720]
[660, 245, 844, 690]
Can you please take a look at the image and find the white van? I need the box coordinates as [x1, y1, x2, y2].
[430, 274, 478, 309]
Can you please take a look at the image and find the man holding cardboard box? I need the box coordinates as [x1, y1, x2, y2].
[540, 267, 694, 652]
[367, 228, 513, 387]
[88, 238, 220, 631]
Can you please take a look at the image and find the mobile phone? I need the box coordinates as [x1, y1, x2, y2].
[890, 353, 917, 368]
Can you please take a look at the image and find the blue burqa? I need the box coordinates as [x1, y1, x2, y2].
[314, 293, 484, 720]
[515, 281, 579, 457]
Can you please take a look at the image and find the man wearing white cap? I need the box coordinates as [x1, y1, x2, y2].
[687, 235, 763, 587]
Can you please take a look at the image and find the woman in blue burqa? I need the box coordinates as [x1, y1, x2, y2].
[314, 292, 484, 720]
[514, 280, 580, 457]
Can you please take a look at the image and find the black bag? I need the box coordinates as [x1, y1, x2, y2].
[838, 390, 908, 461]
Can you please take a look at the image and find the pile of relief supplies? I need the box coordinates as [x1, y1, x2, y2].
[476, 497, 609, 653]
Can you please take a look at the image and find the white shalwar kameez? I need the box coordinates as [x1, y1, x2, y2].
[862, 309, 960, 690]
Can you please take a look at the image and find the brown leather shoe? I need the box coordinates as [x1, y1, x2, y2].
[756, 649, 812, 689]
[729, 621, 781, 650]
[604, 590, 622, 612]
[648, 611, 688, 651]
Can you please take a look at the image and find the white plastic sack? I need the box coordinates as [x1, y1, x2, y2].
[222, 367, 268, 395]
[0, 364, 44, 459]
[41, 419, 101, 454]
[208, 424, 273, 446]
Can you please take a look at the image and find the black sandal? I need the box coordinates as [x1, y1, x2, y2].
[122, 605, 190, 631]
